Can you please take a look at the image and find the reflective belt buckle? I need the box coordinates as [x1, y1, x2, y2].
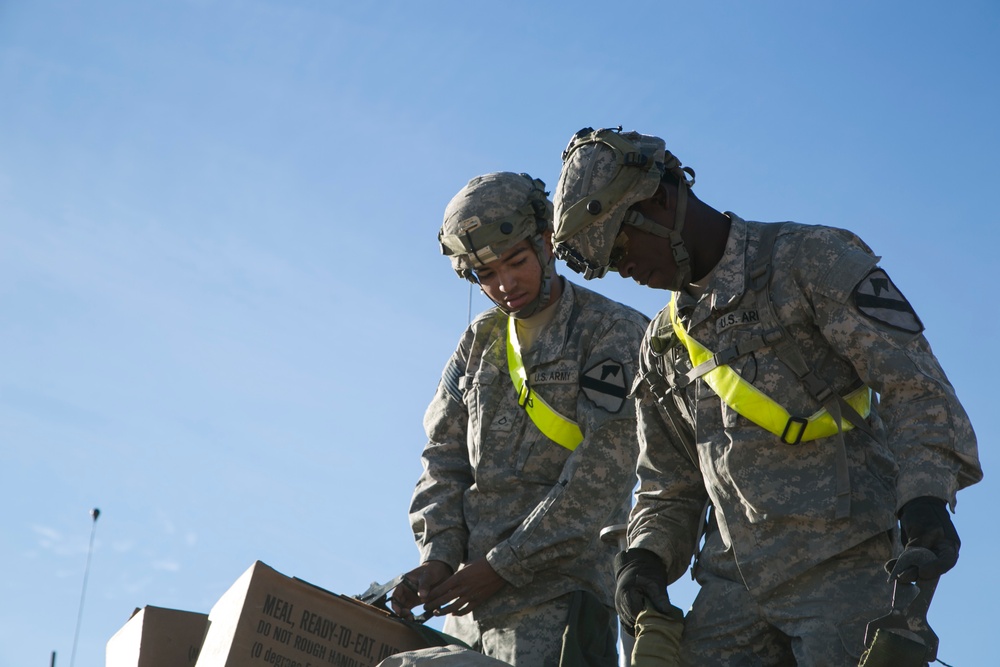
[781, 416, 808, 444]
[517, 383, 532, 409]
[713, 347, 739, 366]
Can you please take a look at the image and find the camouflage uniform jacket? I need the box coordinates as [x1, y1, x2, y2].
[411, 280, 648, 619]
[629, 214, 982, 593]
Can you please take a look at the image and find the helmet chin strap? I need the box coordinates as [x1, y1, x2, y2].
[479, 235, 554, 319]
[665, 179, 692, 291]
[621, 179, 693, 292]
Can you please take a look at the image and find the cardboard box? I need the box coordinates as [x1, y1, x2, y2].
[106, 605, 209, 667]
[195, 561, 433, 667]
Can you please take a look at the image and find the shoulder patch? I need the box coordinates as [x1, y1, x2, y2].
[581, 358, 628, 413]
[853, 269, 924, 333]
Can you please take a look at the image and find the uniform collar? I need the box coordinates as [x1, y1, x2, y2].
[674, 213, 748, 328]
[517, 278, 575, 367]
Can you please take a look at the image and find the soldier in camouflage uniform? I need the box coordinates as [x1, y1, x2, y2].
[387, 172, 649, 666]
[550, 127, 983, 665]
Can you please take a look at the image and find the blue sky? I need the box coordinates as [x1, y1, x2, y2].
[1, 1, 997, 665]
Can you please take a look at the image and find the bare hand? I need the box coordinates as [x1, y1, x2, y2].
[423, 557, 507, 617]
[390, 560, 453, 620]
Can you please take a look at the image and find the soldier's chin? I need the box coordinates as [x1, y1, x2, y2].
[643, 271, 679, 291]
[509, 299, 543, 319]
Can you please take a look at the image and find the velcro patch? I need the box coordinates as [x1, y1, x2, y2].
[853, 269, 923, 333]
[581, 359, 627, 413]
[442, 358, 463, 402]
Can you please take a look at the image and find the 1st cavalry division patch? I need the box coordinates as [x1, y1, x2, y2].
[581, 359, 627, 413]
[853, 269, 924, 333]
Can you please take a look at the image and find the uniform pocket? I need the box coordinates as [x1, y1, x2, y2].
[463, 363, 499, 467]
[515, 434, 571, 485]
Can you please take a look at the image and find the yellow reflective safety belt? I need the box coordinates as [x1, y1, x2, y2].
[668, 295, 871, 444]
[506, 316, 584, 450]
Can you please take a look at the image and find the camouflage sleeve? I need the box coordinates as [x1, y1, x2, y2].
[408, 333, 474, 572]
[628, 332, 708, 585]
[797, 229, 982, 510]
[485, 315, 645, 587]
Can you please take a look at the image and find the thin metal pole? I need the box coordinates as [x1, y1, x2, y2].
[70, 508, 100, 667]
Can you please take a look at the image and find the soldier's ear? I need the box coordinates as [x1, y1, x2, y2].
[643, 183, 672, 218]
[664, 181, 679, 206]
[655, 182, 669, 204]
[541, 230, 554, 259]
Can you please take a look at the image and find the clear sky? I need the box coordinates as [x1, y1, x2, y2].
[1, 1, 997, 665]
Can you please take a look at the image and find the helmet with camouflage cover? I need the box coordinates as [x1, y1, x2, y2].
[553, 127, 695, 284]
[438, 171, 556, 317]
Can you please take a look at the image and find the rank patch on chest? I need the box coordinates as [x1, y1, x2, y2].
[581, 359, 627, 413]
[490, 411, 514, 433]
[853, 269, 923, 333]
[715, 309, 760, 333]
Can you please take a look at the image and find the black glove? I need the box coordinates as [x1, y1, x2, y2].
[614, 548, 671, 636]
[895, 496, 961, 582]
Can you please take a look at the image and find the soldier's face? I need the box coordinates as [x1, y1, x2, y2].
[474, 239, 544, 312]
[616, 224, 677, 290]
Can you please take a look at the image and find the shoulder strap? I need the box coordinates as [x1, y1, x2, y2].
[751, 224, 875, 440]
[750, 223, 872, 519]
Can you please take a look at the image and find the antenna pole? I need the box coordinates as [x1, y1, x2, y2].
[70, 508, 100, 667]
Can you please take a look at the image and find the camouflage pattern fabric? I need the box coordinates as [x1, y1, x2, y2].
[378, 592, 616, 666]
[628, 215, 982, 659]
[410, 279, 647, 645]
[438, 592, 615, 667]
[682, 531, 895, 665]
[552, 130, 665, 273]
[439, 171, 552, 279]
